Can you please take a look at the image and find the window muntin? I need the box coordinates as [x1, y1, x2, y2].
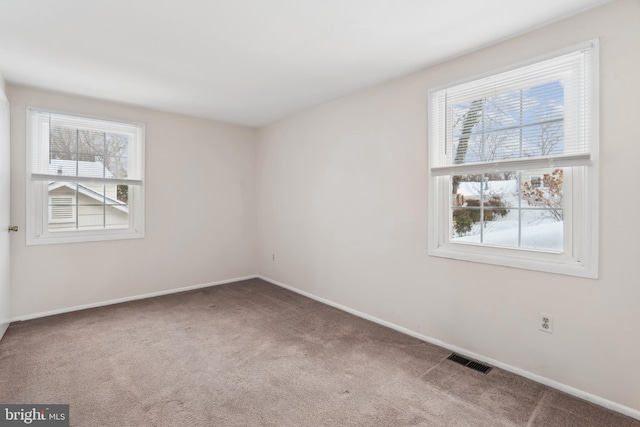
[451, 168, 566, 252]
[428, 41, 598, 278]
[27, 108, 144, 245]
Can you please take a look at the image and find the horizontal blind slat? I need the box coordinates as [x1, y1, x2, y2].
[429, 46, 592, 172]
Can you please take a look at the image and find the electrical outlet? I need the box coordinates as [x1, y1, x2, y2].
[539, 312, 553, 334]
[272, 253, 275, 261]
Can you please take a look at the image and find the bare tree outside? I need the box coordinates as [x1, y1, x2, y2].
[518, 110, 563, 158]
[49, 125, 129, 202]
[522, 169, 563, 221]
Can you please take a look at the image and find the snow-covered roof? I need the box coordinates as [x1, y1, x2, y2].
[49, 159, 115, 178]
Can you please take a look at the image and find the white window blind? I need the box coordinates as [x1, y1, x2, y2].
[28, 109, 143, 185]
[429, 46, 593, 176]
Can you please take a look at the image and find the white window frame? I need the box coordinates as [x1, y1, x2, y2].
[26, 107, 145, 245]
[428, 41, 599, 278]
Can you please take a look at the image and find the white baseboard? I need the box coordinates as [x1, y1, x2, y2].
[258, 274, 640, 421]
[10, 274, 259, 322]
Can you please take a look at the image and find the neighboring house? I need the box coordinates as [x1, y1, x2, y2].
[48, 159, 128, 230]
[456, 179, 518, 205]
[453, 171, 558, 207]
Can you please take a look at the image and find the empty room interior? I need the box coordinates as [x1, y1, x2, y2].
[1, 0, 639, 425]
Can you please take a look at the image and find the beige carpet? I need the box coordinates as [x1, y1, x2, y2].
[0, 278, 638, 426]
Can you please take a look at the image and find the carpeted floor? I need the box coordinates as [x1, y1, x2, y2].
[0, 278, 638, 426]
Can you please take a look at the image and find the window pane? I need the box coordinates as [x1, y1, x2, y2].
[521, 81, 564, 126]
[460, 173, 518, 247]
[115, 185, 129, 204]
[451, 173, 483, 207]
[106, 182, 129, 229]
[105, 209, 129, 229]
[522, 122, 563, 157]
[452, 173, 517, 209]
[104, 156, 128, 179]
[451, 208, 482, 243]
[48, 182, 77, 232]
[452, 99, 483, 139]
[450, 174, 483, 243]
[77, 129, 105, 157]
[520, 167, 564, 252]
[49, 156, 107, 178]
[479, 129, 521, 162]
[449, 81, 566, 165]
[521, 168, 563, 216]
[76, 183, 104, 205]
[48, 127, 131, 179]
[105, 133, 130, 157]
[47, 181, 130, 232]
[520, 209, 563, 252]
[481, 208, 518, 248]
[77, 205, 104, 229]
[81, 158, 106, 178]
[106, 133, 130, 179]
[451, 169, 563, 251]
[50, 126, 77, 161]
[481, 173, 518, 207]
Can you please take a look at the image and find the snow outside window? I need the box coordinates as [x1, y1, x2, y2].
[26, 108, 145, 245]
[428, 41, 598, 278]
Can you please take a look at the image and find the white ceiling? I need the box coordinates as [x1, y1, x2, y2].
[0, 0, 608, 127]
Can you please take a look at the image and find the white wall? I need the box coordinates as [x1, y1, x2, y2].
[9, 85, 258, 318]
[257, 0, 640, 414]
[0, 75, 10, 339]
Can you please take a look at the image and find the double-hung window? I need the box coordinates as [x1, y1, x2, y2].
[428, 41, 598, 278]
[26, 108, 145, 245]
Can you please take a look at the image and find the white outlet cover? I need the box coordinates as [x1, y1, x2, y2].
[539, 312, 553, 334]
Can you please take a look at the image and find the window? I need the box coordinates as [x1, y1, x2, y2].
[428, 41, 598, 278]
[27, 108, 144, 245]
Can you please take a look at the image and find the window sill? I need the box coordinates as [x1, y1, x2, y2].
[26, 228, 144, 246]
[428, 243, 597, 279]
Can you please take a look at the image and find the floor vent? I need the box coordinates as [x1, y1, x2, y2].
[447, 353, 492, 374]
